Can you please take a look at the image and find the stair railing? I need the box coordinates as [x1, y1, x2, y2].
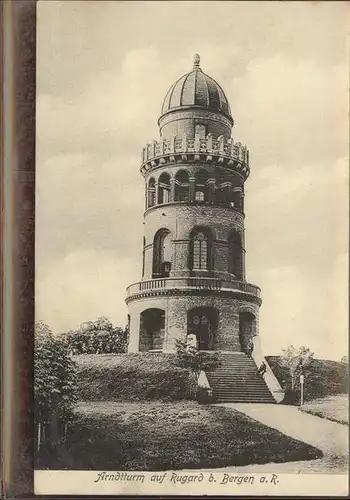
[251, 336, 284, 403]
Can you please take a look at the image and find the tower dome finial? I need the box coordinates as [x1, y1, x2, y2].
[160, 53, 233, 121]
[193, 53, 201, 69]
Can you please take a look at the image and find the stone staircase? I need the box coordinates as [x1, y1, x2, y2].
[206, 352, 276, 403]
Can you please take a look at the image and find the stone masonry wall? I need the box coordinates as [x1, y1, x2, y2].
[143, 202, 245, 281]
[127, 293, 260, 353]
[159, 108, 232, 141]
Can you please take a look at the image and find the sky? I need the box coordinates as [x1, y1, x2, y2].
[36, 1, 349, 360]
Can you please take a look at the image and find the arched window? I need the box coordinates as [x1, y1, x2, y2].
[228, 230, 243, 279]
[233, 188, 244, 212]
[193, 232, 208, 269]
[175, 170, 189, 202]
[147, 178, 156, 208]
[153, 229, 172, 278]
[195, 191, 205, 202]
[216, 182, 232, 206]
[195, 169, 209, 203]
[190, 228, 212, 271]
[158, 172, 171, 204]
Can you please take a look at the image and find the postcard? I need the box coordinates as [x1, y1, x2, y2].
[34, 1, 348, 496]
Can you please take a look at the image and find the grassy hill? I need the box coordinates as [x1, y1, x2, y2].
[37, 400, 322, 470]
[35, 351, 331, 471]
[266, 356, 348, 401]
[74, 352, 348, 403]
[74, 353, 197, 401]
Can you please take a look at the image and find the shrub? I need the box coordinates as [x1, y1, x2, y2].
[279, 345, 314, 391]
[197, 386, 216, 405]
[63, 317, 128, 354]
[34, 322, 77, 446]
[174, 339, 221, 382]
[267, 355, 348, 403]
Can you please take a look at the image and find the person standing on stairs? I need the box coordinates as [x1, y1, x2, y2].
[257, 361, 267, 378]
[246, 337, 254, 357]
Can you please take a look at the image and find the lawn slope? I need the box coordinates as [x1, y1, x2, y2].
[300, 394, 348, 425]
[37, 401, 322, 470]
[74, 353, 197, 401]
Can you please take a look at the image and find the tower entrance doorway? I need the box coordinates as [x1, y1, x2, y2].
[187, 307, 218, 350]
[140, 308, 165, 351]
[239, 312, 256, 354]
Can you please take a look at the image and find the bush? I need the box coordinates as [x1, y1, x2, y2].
[197, 386, 216, 405]
[282, 390, 300, 405]
[174, 339, 221, 381]
[267, 355, 348, 403]
[35, 323, 77, 424]
[34, 322, 78, 447]
[75, 353, 197, 401]
[63, 317, 128, 354]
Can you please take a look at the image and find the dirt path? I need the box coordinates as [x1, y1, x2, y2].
[215, 403, 348, 474]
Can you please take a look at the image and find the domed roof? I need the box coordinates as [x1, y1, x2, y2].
[161, 54, 232, 121]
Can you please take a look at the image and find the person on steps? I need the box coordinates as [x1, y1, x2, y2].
[246, 338, 254, 357]
[257, 361, 267, 377]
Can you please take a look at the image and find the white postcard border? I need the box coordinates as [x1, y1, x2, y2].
[34, 470, 348, 497]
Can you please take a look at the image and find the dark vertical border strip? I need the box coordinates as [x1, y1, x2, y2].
[2, 0, 36, 497]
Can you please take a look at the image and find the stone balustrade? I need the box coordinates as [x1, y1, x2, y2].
[140, 134, 250, 177]
[126, 276, 261, 303]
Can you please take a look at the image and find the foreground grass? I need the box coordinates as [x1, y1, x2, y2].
[299, 394, 348, 426]
[37, 401, 322, 470]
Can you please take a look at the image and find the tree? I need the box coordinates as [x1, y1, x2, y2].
[35, 320, 53, 339]
[280, 345, 314, 392]
[34, 321, 77, 449]
[174, 338, 221, 383]
[63, 316, 128, 354]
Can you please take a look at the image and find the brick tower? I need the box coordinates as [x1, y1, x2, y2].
[125, 55, 284, 402]
[125, 53, 266, 358]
